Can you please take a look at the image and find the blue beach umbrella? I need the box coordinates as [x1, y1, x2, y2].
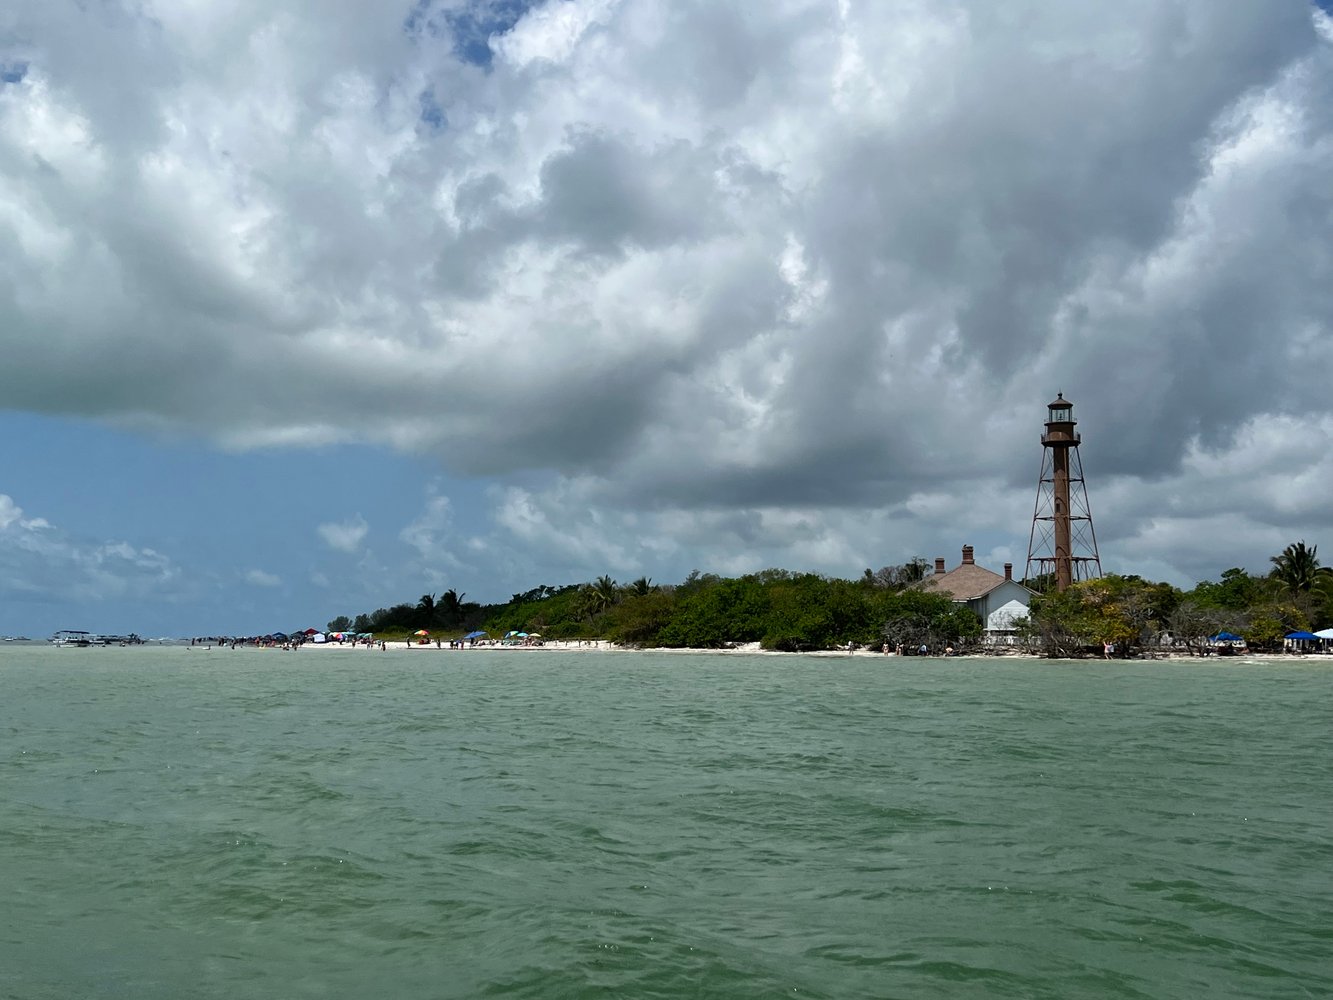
[465, 630, 488, 639]
[1210, 632, 1243, 641]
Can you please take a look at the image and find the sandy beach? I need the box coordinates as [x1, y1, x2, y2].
[234, 640, 1333, 662]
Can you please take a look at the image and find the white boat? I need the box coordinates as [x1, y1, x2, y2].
[49, 630, 105, 647]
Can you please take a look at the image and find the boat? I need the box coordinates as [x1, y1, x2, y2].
[49, 630, 105, 647]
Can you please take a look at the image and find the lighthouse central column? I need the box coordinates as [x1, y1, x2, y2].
[1052, 445, 1072, 591]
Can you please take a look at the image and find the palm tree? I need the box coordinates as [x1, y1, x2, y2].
[440, 589, 467, 615]
[901, 557, 930, 585]
[416, 593, 436, 622]
[1270, 541, 1330, 595]
[588, 575, 620, 614]
[628, 576, 656, 597]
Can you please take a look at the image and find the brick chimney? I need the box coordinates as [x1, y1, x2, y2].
[1004, 562, 1013, 581]
[962, 545, 975, 565]
[934, 557, 946, 575]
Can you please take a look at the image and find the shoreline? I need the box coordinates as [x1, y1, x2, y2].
[206, 640, 1333, 662]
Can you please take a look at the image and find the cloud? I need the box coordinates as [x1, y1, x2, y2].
[399, 488, 471, 587]
[244, 568, 282, 588]
[0, 493, 183, 602]
[1, 1, 1331, 592]
[317, 514, 369, 553]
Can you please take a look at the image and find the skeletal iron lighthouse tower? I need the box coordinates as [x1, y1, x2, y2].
[1025, 393, 1102, 592]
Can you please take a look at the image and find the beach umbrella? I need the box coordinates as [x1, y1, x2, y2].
[414, 629, 430, 636]
[1210, 632, 1243, 641]
[1314, 628, 1333, 640]
[1285, 631, 1319, 641]
[465, 631, 488, 639]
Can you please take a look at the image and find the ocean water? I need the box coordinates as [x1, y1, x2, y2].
[2, 646, 1331, 999]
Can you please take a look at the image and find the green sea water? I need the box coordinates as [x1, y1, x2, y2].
[3, 646, 1331, 999]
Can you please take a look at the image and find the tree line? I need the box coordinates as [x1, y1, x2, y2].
[327, 565, 981, 652]
[324, 541, 1333, 657]
[1021, 541, 1333, 656]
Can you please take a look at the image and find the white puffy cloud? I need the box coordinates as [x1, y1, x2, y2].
[399, 488, 473, 588]
[317, 514, 369, 553]
[244, 569, 282, 588]
[0, 493, 183, 602]
[1, 0, 1331, 591]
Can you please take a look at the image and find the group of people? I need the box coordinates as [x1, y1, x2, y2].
[880, 642, 956, 656]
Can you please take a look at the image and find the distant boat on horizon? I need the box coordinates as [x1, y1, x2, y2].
[50, 630, 102, 647]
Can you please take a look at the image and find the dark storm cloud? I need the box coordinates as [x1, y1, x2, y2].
[1, 0, 1331, 588]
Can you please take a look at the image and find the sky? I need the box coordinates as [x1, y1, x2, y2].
[1, 0, 1332, 637]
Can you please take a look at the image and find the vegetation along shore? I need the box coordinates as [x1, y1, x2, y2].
[308, 541, 1333, 659]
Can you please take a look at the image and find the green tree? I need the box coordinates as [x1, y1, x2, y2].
[1167, 602, 1229, 655]
[863, 558, 931, 590]
[1190, 567, 1265, 611]
[1313, 574, 1333, 628]
[1024, 587, 1091, 657]
[879, 589, 980, 651]
[656, 577, 770, 648]
[1243, 614, 1290, 652]
[603, 590, 677, 645]
[327, 615, 352, 633]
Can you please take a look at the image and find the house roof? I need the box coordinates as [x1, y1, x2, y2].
[918, 546, 1037, 601]
[921, 563, 1011, 601]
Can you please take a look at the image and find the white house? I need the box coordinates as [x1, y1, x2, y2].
[919, 545, 1035, 642]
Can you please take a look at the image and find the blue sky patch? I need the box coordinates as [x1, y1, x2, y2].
[406, 0, 544, 68]
[419, 87, 447, 131]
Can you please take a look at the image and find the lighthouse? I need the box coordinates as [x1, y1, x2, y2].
[1024, 393, 1102, 592]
